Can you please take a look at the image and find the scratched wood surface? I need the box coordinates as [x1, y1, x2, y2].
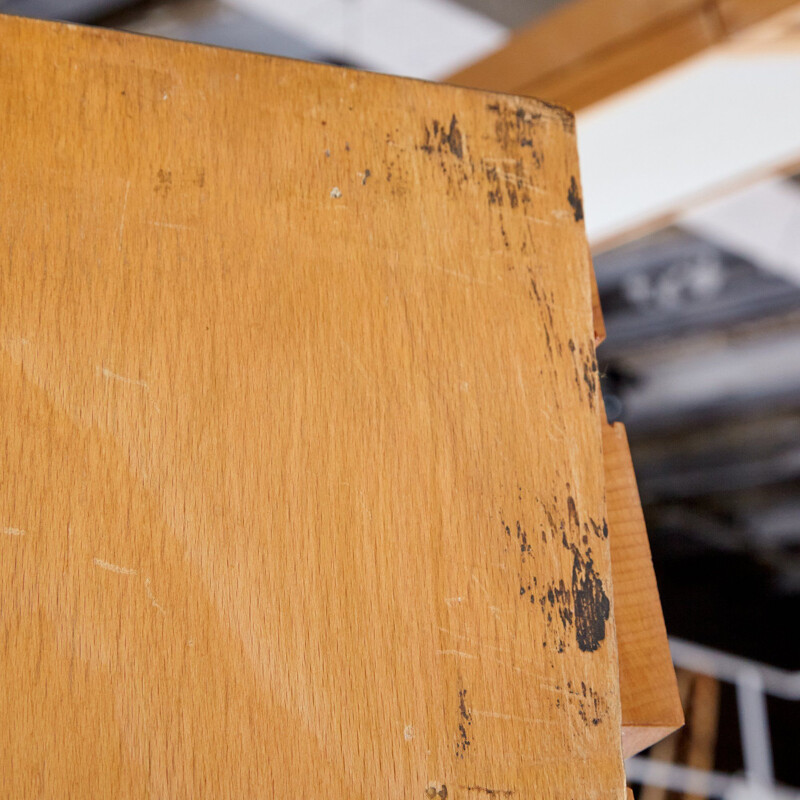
[0, 14, 624, 799]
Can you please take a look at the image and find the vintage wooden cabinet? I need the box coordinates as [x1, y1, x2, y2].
[0, 14, 679, 798]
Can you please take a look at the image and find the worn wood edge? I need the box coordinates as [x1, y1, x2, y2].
[603, 422, 684, 757]
[0, 11, 578, 135]
[622, 724, 684, 761]
[590, 252, 605, 345]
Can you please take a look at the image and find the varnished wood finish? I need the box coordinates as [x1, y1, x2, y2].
[603, 424, 683, 758]
[0, 15, 624, 799]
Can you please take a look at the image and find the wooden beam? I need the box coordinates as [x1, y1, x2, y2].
[447, 0, 704, 101]
[447, 0, 800, 113]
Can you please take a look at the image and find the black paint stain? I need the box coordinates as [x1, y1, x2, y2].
[421, 115, 463, 160]
[589, 517, 608, 540]
[567, 176, 584, 222]
[456, 688, 473, 758]
[459, 688, 472, 723]
[582, 356, 597, 407]
[570, 545, 610, 652]
[556, 680, 607, 726]
[444, 115, 463, 159]
[362, 168, 371, 185]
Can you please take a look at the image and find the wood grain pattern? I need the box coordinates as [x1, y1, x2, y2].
[0, 15, 624, 799]
[719, 0, 800, 32]
[603, 424, 683, 759]
[447, 0, 800, 111]
[514, 9, 722, 114]
[446, 0, 704, 100]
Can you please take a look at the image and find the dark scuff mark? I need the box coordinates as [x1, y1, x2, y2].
[556, 679, 608, 726]
[516, 520, 532, 561]
[535, 96, 575, 132]
[458, 723, 471, 754]
[154, 168, 172, 196]
[362, 168, 371, 185]
[460, 786, 514, 796]
[582, 356, 597, 408]
[589, 517, 607, 539]
[567, 495, 580, 529]
[421, 125, 435, 154]
[421, 115, 464, 161]
[458, 688, 472, 724]
[456, 687, 473, 758]
[571, 546, 610, 652]
[568, 176, 584, 222]
[444, 114, 463, 159]
[499, 221, 510, 249]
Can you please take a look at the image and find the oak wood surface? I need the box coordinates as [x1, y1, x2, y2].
[603, 424, 683, 759]
[0, 14, 624, 799]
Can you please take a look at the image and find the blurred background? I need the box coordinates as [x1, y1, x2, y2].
[3, 0, 798, 796]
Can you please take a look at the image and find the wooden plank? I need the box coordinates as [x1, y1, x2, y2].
[0, 15, 624, 799]
[515, 9, 722, 113]
[603, 423, 684, 758]
[719, 0, 800, 32]
[447, 0, 800, 112]
[447, 0, 704, 98]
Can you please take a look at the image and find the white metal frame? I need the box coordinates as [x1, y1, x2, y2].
[626, 637, 800, 800]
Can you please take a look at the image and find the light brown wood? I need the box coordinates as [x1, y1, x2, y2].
[447, 0, 800, 111]
[447, 0, 704, 101]
[640, 670, 720, 800]
[0, 14, 625, 799]
[719, 0, 800, 32]
[603, 423, 683, 758]
[681, 672, 721, 800]
[515, 9, 722, 114]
